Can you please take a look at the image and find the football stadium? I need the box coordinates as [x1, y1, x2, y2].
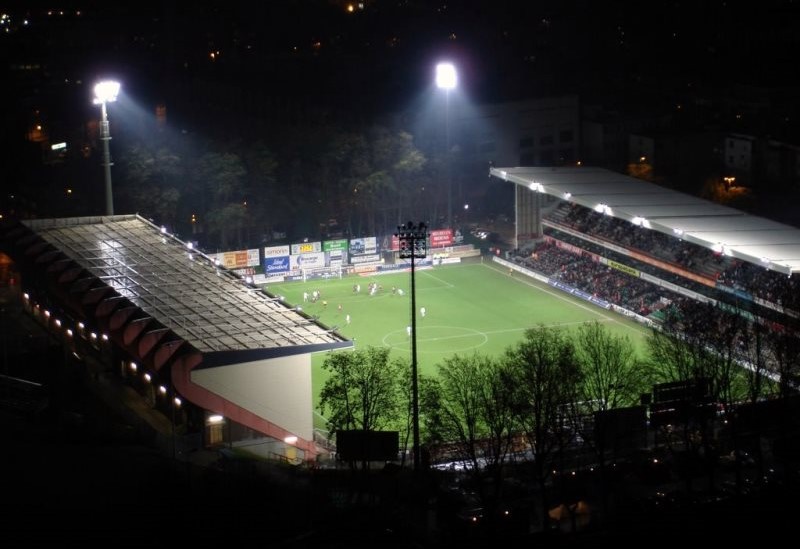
[2, 166, 799, 466]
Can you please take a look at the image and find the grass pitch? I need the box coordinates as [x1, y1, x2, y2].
[270, 258, 652, 424]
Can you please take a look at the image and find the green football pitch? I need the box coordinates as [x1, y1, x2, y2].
[270, 258, 653, 424]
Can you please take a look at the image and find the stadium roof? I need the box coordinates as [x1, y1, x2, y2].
[15, 215, 350, 355]
[490, 166, 800, 276]
[1, 214, 352, 457]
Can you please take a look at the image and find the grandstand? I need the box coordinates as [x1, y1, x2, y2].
[0, 215, 352, 461]
[490, 166, 800, 276]
[491, 166, 800, 318]
[489, 165, 800, 391]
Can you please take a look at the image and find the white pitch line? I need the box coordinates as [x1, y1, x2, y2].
[419, 269, 455, 289]
[413, 318, 614, 344]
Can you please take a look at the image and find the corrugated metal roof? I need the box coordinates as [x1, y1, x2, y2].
[490, 166, 800, 276]
[21, 214, 348, 353]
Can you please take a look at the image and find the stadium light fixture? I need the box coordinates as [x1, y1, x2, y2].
[395, 221, 428, 472]
[93, 80, 120, 216]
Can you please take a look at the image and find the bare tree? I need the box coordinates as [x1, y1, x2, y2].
[574, 320, 642, 516]
[504, 325, 583, 529]
[423, 352, 516, 474]
[422, 351, 518, 532]
[576, 320, 641, 412]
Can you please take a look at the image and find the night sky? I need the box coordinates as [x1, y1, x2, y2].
[2, 0, 800, 221]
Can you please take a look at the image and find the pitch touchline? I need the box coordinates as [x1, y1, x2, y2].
[414, 319, 612, 343]
[480, 263, 612, 321]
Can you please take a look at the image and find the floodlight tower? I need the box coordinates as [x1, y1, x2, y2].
[396, 221, 428, 472]
[436, 62, 457, 230]
[93, 80, 120, 216]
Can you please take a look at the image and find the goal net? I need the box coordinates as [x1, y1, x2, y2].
[301, 265, 343, 282]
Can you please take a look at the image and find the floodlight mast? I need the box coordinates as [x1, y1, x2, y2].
[93, 80, 120, 216]
[396, 221, 428, 472]
[436, 62, 457, 231]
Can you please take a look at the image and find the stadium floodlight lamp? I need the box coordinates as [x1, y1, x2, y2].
[435, 62, 457, 90]
[93, 80, 120, 105]
[563, 192, 572, 200]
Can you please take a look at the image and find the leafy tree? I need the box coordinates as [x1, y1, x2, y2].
[241, 140, 280, 245]
[318, 346, 407, 468]
[191, 151, 247, 249]
[117, 142, 184, 227]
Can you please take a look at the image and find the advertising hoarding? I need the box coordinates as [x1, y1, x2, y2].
[291, 241, 322, 255]
[290, 252, 327, 270]
[264, 245, 291, 257]
[264, 256, 291, 274]
[349, 236, 377, 255]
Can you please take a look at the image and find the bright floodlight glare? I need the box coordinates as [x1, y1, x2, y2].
[436, 62, 457, 90]
[93, 80, 120, 104]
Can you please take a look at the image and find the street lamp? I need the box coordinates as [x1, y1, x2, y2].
[93, 80, 120, 216]
[436, 62, 457, 230]
[396, 221, 428, 472]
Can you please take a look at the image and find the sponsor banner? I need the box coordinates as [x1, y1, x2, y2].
[439, 257, 462, 265]
[353, 264, 378, 273]
[430, 229, 454, 248]
[213, 249, 260, 269]
[640, 272, 714, 304]
[350, 253, 381, 265]
[752, 296, 800, 319]
[264, 245, 290, 257]
[291, 241, 322, 255]
[264, 255, 291, 274]
[544, 235, 585, 257]
[715, 283, 753, 302]
[607, 259, 640, 278]
[232, 267, 256, 277]
[290, 252, 327, 270]
[349, 236, 377, 255]
[323, 239, 348, 252]
[547, 278, 611, 309]
[252, 274, 269, 285]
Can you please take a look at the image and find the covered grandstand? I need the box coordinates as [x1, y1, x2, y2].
[490, 166, 800, 277]
[0, 214, 352, 461]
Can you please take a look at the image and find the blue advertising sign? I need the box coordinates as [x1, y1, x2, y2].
[264, 256, 290, 274]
